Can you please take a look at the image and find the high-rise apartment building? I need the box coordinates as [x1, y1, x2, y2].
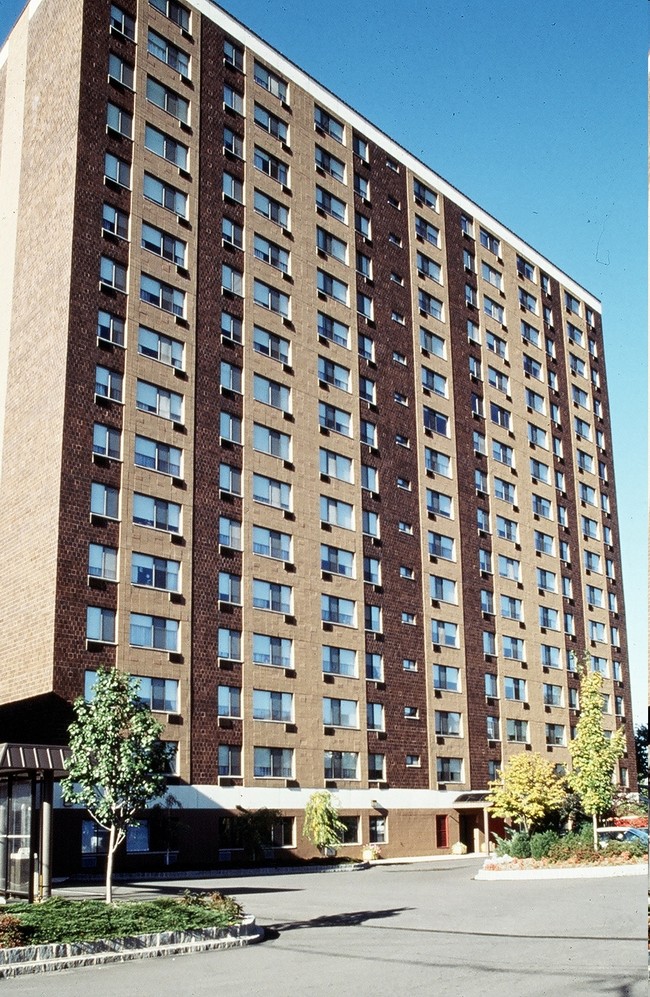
[0, 0, 636, 868]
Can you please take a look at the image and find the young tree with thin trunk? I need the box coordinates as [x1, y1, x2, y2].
[487, 752, 567, 834]
[303, 791, 346, 854]
[568, 653, 626, 850]
[61, 668, 170, 902]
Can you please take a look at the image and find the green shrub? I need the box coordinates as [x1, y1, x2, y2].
[0, 915, 26, 949]
[507, 831, 531, 858]
[7, 894, 244, 947]
[602, 839, 647, 858]
[530, 830, 560, 859]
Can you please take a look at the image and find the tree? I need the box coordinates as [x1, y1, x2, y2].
[61, 668, 170, 902]
[633, 724, 648, 796]
[302, 791, 346, 854]
[487, 753, 567, 834]
[568, 654, 626, 850]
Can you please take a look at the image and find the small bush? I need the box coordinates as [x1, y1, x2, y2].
[530, 830, 560, 859]
[507, 832, 531, 858]
[0, 915, 26, 949]
[603, 840, 647, 859]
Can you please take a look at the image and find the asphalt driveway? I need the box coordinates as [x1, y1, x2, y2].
[3, 857, 647, 996]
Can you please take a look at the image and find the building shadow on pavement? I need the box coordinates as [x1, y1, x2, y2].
[264, 907, 413, 939]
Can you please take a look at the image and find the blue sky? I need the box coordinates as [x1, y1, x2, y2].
[1, 0, 647, 723]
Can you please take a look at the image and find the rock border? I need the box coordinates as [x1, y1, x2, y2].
[0, 915, 263, 978]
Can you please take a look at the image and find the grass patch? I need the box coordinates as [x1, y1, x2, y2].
[3, 893, 244, 948]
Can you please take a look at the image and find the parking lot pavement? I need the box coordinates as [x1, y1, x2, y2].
[4, 858, 647, 996]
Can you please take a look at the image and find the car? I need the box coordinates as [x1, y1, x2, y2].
[595, 826, 648, 849]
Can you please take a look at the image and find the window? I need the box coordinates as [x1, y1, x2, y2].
[217, 685, 241, 719]
[143, 172, 187, 217]
[506, 719, 529, 743]
[134, 435, 181, 477]
[505, 676, 526, 702]
[253, 579, 292, 614]
[354, 172, 368, 198]
[435, 711, 461, 736]
[317, 269, 348, 305]
[362, 510, 379, 537]
[147, 76, 189, 124]
[218, 516, 242, 551]
[219, 412, 241, 445]
[364, 653, 384, 681]
[254, 373, 291, 414]
[108, 52, 134, 89]
[490, 403, 510, 430]
[424, 448, 451, 477]
[492, 440, 513, 467]
[87, 543, 118, 582]
[473, 430, 486, 454]
[140, 274, 185, 317]
[423, 407, 448, 437]
[565, 292, 581, 315]
[254, 690, 294, 723]
[321, 595, 355, 626]
[255, 234, 290, 275]
[319, 402, 351, 437]
[323, 697, 358, 729]
[539, 606, 559, 630]
[480, 589, 494, 614]
[322, 544, 354, 577]
[534, 531, 554, 556]
[365, 604, 382, 633]
[316, 186, 346, 222]
[324, 751, 358, 781]
[532, 494, 552, 519]
[315, 145, 345, 182]
[222, 263, 244, 296]
[218, 744, 241, 778]
[430, 575, 456, 604]
[218, 627, 241, 661]
[106, 102, 133, 141]
[254, 279, 290, 317]
[500, 595, 523, 621]
[144, 124, 188, 169]
[413, 177, 437, 208]
[254, 146, 289, 185]
[494, 478, 516, 504]
[530, 458, 549, 484]
[417, 252, 442, 284]
[254, 103, 288, 142]
[421, 367, 447, 397]
[322, 646, 356, 677]
[252, 474, 291, 513]
[137, 327, 184, 371]
[254, 61, 287, 101]
[320, 448, 353, 483]
[484, 296, 504, 324]
[318, 312, 349, 348]
[254, 747, 293, 779]
[433, 665, 460, 692]
[488, 367, 509, 393]
[90, 482, 119, 523]
[437, 758, 463, 783]
[314, 104, 344, 142]
[482, 631, 496, 655]
[223, 127, 244, 159]
[129, 613, 178, 651]
[428, 531, 454, 560]
[93, 423, 121, 460]
[466, 283, 477, 306]
[219, 463, 241, 498]
[253, 634, 293, 669]
[402, 612, 416, 626]
[136, 380, 183, 423]
[498, 555, 520, 581]
[419, 290, 444, 321]
[415, 215, 440, 246]
[104, 152, 131, 189]
[364, 556, 381, 584]
[99, 256, 127, 292]
[254, 189, 289, 227]
[95, 365, 123, 403]
[148, 28, 189, 74]
[253, 526, 292, 562]
[528, 424, 548, 449]
[480, 229, 500, 255]
[426, 490, 452, 518]
[481, 261, 503, 291]
[316, 227, 347, 264]
[431, 619, 458, 647]
[132, 553, 179, 592]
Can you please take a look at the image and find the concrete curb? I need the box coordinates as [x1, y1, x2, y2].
[0, 915, 263, 978]
[475, 862, 648, 881]
[67, 861, 369, 884]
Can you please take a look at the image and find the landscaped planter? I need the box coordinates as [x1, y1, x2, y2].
[0, 916, 263, 978]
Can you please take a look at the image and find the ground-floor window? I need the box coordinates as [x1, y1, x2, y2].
[369, 816, 386, 844]
[339, 816, 360, 844]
